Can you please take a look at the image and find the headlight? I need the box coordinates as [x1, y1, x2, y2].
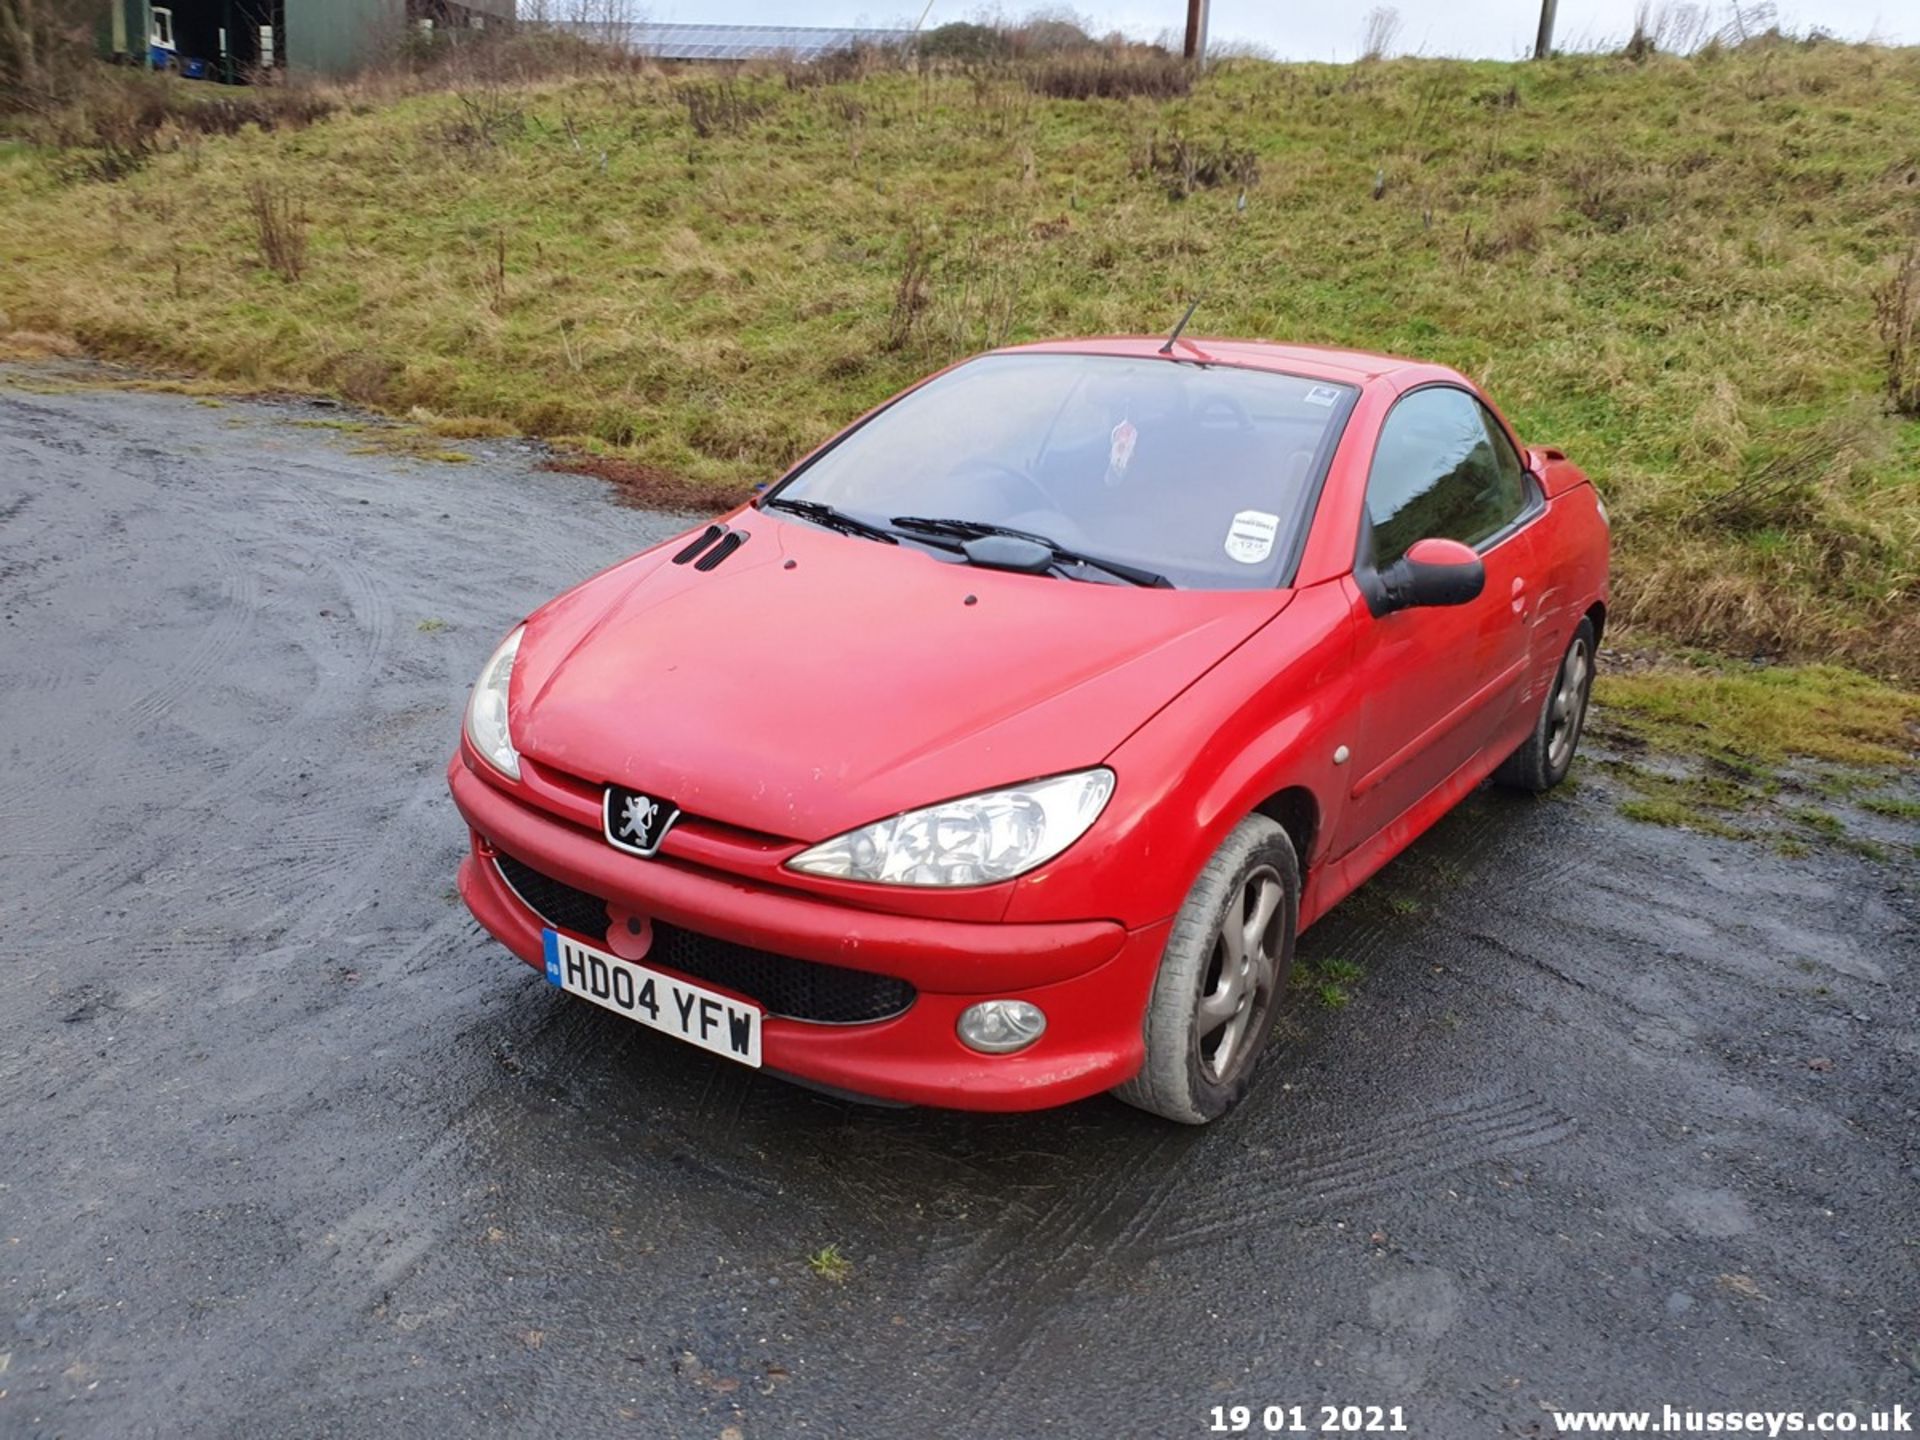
[464, 625, 524, 780]
[787, 769, 1115, 887]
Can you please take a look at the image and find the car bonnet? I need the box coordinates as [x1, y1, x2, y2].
[509, 515, 1295, 841]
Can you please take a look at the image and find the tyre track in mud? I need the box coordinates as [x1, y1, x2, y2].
[0, 371, 684, 1438]
[0, 414, 259, 755]
[903, 1087, 1576, 1437]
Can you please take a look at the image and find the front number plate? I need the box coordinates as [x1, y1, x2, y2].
[542, 930, 762, 1068]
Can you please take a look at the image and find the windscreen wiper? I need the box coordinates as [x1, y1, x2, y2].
[890, 516, 1172, 589]
[763, 497, 899, 544]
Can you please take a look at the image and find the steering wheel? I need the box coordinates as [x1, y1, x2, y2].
[1193, 391, 1255, 431]
[946, 457, 1061, 517]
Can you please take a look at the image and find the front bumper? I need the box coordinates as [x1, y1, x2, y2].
[449, 754, 1167, 1111]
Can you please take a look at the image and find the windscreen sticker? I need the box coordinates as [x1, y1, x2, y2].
[1303, 384, 1342, 408]
[1107, 418, 1139, 481]
[1225, 509, 1281, 564]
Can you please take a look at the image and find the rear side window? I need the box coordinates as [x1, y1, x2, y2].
[1364, 387, 1529, 566]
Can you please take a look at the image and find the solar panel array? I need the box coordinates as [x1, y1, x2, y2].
[569, 23, 913, 60]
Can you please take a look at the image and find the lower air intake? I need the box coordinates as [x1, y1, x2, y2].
[492, 851, 916, 1025]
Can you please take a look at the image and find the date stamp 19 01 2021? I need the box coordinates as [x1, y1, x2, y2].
[1208, 1405, 1411, 1436]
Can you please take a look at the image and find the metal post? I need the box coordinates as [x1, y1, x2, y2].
[1183, 0, 1209, 62]
[1533, 0, 1558, 58]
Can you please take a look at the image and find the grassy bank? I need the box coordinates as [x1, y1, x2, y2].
[1586, 656, 1919, 852]
[1, 43, 1917, 678]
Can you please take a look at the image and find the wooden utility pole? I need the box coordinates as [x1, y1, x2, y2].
[1183, 0, 1209, 62]
[1533, 0, 1558, 58]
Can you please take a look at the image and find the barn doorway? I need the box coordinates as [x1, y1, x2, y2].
[152, 0, 284, 81]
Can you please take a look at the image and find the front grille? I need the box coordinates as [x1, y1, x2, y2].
[492, 851, 916, 1025]
[496, 851, 610, 939]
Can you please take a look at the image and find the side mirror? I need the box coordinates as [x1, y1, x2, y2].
[1378, 537, 1485, 613]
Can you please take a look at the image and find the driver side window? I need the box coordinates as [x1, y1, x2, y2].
[1365, 387, 1529, 567]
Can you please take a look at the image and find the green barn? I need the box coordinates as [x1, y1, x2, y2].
[105, 0, 513, 79]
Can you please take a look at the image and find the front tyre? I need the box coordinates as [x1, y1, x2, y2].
[1114, 815, 1299, 1125]
[1494, 618, 1597, 794]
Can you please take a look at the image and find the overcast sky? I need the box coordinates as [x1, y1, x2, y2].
[642, 1, 1915, 58]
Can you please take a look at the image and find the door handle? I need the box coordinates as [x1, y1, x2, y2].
[1509, 576, 1527, 615]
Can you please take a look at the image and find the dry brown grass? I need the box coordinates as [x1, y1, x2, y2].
[1023, 52, 1191, 101]
[27, 69, 335, 179]
[0, 327, 80, 359]
[245, 179, 307, 282]
[680, 79, 774, 139]
[538, 453, 750, 514]
[1135, 130, 1259, 200]
[1877, 227, 1920, 417]
[1359, 8, 1403, 64]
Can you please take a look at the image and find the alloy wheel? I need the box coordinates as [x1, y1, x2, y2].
[1547, 636, 1592, 771]
[1194, 864, 1287, 1084]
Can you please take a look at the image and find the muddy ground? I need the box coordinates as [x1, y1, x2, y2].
[1, 368, 1915, 1440]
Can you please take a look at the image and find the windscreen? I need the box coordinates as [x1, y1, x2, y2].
[774, 353, 1356, 590]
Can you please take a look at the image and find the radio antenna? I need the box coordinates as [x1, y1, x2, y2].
[1159, 296, 1210, 359]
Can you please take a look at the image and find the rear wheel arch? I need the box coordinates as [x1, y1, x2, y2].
[1495, 616, 1596, 793]
[1584, 599, 1606, 646]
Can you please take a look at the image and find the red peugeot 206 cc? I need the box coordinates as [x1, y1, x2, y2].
[449, 336, 1609, 1123]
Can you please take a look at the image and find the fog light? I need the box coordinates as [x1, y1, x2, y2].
[957, 1000, 1046, 1055]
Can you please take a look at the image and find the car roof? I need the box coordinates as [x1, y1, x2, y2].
[994, 335, 1447, 387]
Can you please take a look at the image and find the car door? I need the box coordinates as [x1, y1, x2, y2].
[1335, 385, 1542, 851]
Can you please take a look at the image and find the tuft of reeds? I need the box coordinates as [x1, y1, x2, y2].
[1359, 8, 1402, 63]
[1875, 230, 1920, 418]
[1023, 52, 1191, 102]
[1136, 130, 1258, 200]
[680, 79, 772, 139]
[246, 179, 308, 283]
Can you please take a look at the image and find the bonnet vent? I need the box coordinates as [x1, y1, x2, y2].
[693, 531, 748, 571]
[672, 524, 727, 565]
